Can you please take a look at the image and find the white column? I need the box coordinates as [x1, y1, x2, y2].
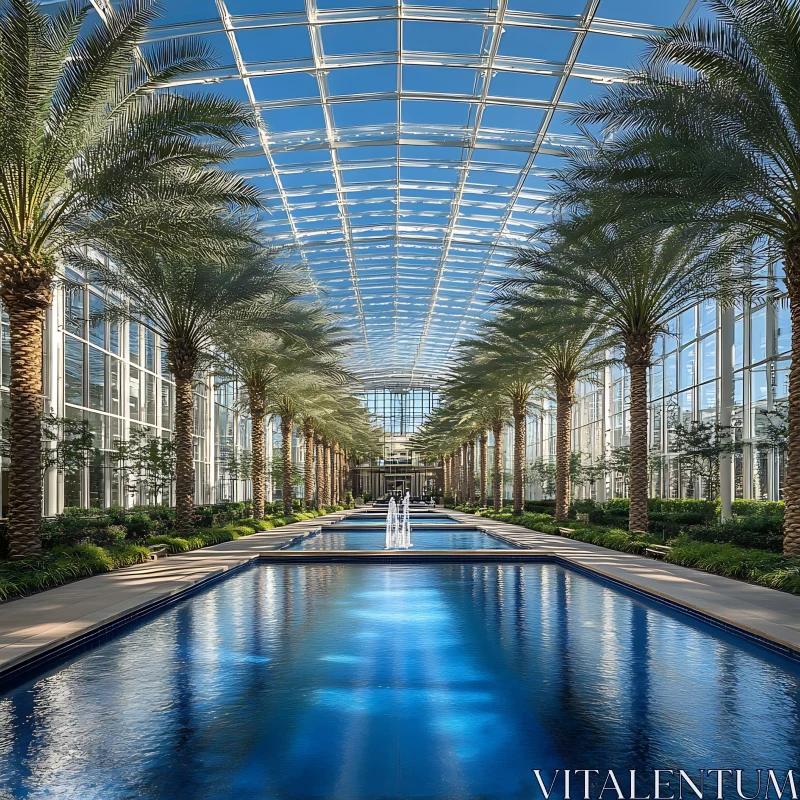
[44, 284, 63, 516]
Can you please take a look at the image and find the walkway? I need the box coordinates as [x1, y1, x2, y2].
[0, 511, 349, 682]
[448, 508, 800, 656]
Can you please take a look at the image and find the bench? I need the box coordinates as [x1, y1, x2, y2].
[148, 544, 169, 560]
[644, 544, 672, 560]
[557, 527, 573, 536]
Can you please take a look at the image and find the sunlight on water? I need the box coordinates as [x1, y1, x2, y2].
[1, 563, 799, 799]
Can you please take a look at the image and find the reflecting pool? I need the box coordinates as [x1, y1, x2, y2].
[1, 563, 799, 799]
[287, 526, 514, 550]
[332, 515, 461, 524]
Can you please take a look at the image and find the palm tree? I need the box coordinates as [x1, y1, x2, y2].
[218, 313, 345, 519]
[507, 224, 741, 531]
[412, 373, 511, 511]
[0, 0, 259, 555]
[456, 331, 544, 513]
[551, 0, 800, 551]
[91, 241, 308, 532]
[310, 393, 380, 506]
[484, 307, 612, 521]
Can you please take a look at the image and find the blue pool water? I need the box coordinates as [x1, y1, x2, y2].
[333, 515, 460, 524]
[1, 563, 799, 799]
[288, 526, 515, 550]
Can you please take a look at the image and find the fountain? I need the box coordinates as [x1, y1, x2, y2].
[384, 493, 413, 549]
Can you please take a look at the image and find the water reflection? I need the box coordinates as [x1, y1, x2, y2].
[1, 563, 799, 799]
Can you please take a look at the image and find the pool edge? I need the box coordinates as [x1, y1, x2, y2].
[4, 546, 800, 692]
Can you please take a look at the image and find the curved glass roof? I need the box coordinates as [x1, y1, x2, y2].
[124, 0, 698, 386]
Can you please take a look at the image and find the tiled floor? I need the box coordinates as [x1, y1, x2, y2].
[3, 507, 800, 682]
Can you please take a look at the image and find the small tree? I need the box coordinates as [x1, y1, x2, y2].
[673, 421, 741, 502]
[1, 414, 94, 480]
[755, 402, 787, 456]
[529, 459, 556, 499]
[111, 430, 176, 506]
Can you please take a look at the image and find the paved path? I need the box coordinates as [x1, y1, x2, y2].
[0, 512, 348, 681]
[3, 506, 800, 683]
[448, 508, 800, 655]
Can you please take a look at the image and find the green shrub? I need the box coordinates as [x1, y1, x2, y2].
[732, 500, 784, 519]
[665, 537, 786, 580]
[0, 543, 149, 602]
[686, 521, 784, 553]
[145, 535, 192, 553]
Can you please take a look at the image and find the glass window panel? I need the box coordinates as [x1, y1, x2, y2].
[145, 328, 155, 372]
[700, 299, 716, 335]
[777, 300, 791, 355]
[700, 334, 716, 383]
[110, 358, 120, 416]
[109, 319, 120, 355]
[679, 343, 695, 390]
[775, 360, 790, 399]
[65, 285, 85, 338]
[664, 352, 676, 395]
[734, 316, 744, 370]
[64, 336, 84, 405]
[145, 372, 156, 425]
[751, 366, 768, 405]
[88, 346, 105, 411]
[161, 382, 171, 430]
[733, 374, 743, 407]
[751, 306, 767, 363]
[129, 366, 140, 421]
[680, 306, 696, 344]
[129, 322, 140, 364]
[649, 363, 663, 400]
[699, 381, 717, 412]
[679, 389, 693, 426]
[89, 292, 105, 347]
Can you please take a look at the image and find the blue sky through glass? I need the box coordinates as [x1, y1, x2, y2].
[105, 0, 702, 385]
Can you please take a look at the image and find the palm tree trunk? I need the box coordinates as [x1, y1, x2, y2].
[785, 259, 800, 555]
[322, 441, 330, 505]
[626, 339, 651, 533]
[555, 380, 574, 522]
[460, 445, 467, 504]
[173, 367, 196, 534]
[451, 450, 459, 504]
[512, 398, 526, 514]
[479, 430, 488, 506]
[303, 421, 314, 510]
[492, 421, 503, 512]
[468, 439, 476, 504]
[6, 302, 47, 556]
[281, 414, 293, 514]
[442, 455, 449, 498]
[250, 397, 266, 520]
[315, 439, 324, 510]
[332, 445, 339, 505]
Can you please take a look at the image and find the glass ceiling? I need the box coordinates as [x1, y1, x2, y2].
[103, 0, 700, 387]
